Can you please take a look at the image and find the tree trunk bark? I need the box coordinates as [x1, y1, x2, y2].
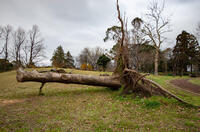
[16, 68, 121, 88]
[181, 65, 183, 77]
[4, 36, 8, 71]
[164, 60, 167, 74]
[154, 49, 159, 75]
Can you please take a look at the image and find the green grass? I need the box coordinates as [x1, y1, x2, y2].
[143, 100, 161, 109]
[0, 69, 200, 131]
[189, 78, 200, 86]
[147, 75, 200, 106]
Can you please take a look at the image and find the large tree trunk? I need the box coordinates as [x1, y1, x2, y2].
[154, 49, 159, 75]
[17, 68, 121, 88]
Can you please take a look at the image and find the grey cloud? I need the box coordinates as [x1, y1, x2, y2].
[40, 0, 116, 27]
[169, 0, 200, 4]
[0, 0, 199, 65]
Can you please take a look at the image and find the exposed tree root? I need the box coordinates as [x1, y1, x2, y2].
[122, 68, 197, 107]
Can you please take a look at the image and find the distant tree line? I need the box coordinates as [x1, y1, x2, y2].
[50, 25, 200, 75]
[51, 45, 112, 71]
[0, 25, 45, 71]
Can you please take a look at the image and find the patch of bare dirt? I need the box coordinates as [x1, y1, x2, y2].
[0, 99, 25, 106]
[170, 79, 200, 94]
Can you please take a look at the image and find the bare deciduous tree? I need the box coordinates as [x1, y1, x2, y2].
[196, 22, 200, 40]
[0, 25, 12, 70]
[28, 25, 45, 67]
[143, 0, 171, 75]
[89, 47, 104, 70]
[78, 47, 104, 70]
[0, 26, 4, 55]
[2, 25, 12, 60]
[78, 47, 91, 65]
[130, 17, 147, 71]
[12, 27, 26, 67]
[23, 41, 29, 66]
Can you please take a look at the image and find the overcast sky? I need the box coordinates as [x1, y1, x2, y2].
[0, 0, 200, 65]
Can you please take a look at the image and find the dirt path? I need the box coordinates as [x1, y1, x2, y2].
[170, 79, 200, 94]
[0, 99, 26, 106]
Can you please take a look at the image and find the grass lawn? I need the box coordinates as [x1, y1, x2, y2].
[147, 75, 200, 106]
[189, 78, 200, 86]
[0, 69, 200, 131]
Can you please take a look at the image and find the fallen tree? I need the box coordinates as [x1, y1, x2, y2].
[17, 68, 190, 105]
[17, 68, 120, 88]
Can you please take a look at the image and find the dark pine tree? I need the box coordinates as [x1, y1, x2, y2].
[65, 51, 75, 68]
[173, 31, 200, 76]
[97, 54, 111, 71]
[51, 45, 66, 68]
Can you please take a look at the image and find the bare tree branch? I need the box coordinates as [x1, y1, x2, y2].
[0, 26, 3, 55]
[28, 25, 45, 66]
[143, 0, 171, 75]
[196, 22, 200, 40]
[2, 25, 12, 60]
[12, 27, 26, 67]
[117, 0, 125, 47]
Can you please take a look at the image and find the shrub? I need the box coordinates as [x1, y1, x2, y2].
[0, 59, 13, 72]
[87, 64, 93, 71]
[168, 73, 173, 76]
[81, 63, 87, 70]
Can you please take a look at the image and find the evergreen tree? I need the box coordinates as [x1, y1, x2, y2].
[65, 51, 75, 68]
[97, 54, 111, 71]
[187, 33, 200, 68]
[51, 45, 65, 67]
[173, 31, 200, 76]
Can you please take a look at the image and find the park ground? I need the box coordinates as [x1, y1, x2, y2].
[0, 68, 200, 131]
